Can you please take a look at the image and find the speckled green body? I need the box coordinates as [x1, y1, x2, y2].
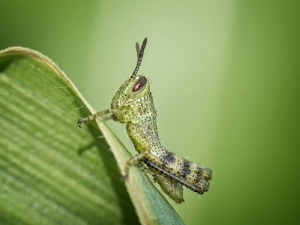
[110, 72, 212, 203]
[78, 38, 212, 203]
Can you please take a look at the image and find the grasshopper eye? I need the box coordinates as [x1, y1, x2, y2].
[132, 76, 147, 92]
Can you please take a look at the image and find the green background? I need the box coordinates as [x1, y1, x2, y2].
[0, 1, 299, 225]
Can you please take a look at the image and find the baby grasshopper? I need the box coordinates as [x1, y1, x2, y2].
[77, 38, 212, 203]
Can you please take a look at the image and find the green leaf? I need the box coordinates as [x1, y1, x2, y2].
[0, 47, 184, 225]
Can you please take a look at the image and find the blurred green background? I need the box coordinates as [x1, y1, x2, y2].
[1, 1, 299, 224]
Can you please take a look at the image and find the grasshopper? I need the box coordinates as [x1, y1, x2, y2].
[77, 38, 212, 203]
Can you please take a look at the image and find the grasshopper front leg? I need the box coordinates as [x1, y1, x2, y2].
[77, 109, 112, 127]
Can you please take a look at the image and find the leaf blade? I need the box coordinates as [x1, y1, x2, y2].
[0, 47, 184, 225]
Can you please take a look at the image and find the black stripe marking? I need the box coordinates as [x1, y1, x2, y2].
[160, 151, 175, 164]
[180, 159, 191, 177]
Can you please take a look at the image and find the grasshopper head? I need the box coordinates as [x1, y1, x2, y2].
[111, 75, 150, 122]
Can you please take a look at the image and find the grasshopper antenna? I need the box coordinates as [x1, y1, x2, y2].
[135, 42, 140, 58]
[131, 37, 147, 78]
